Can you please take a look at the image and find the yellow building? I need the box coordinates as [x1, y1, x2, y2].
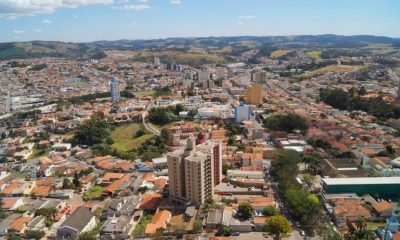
[245, 84, 263, 105]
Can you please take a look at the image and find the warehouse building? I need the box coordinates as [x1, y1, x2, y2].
[322, 177, 400, 199]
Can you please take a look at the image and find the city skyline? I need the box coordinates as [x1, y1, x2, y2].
[0, 0, 399, 43]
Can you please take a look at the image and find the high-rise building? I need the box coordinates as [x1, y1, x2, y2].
[198, 70, 211, 84]
[234, 102, 250, 124]
[167, 136, 221, 205]
[6, 90, 12, 113]
[110, 77, 120, 103]
[184, 152, 214, 205]
[154, 57, 160, 65]
[245, 84, 263, 105]
[214, 67, 226, 80]
[251, 71, 267, 84]
[202, 79, 215, 90]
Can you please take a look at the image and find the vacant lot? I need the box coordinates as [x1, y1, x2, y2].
[271, 49, 292, 58]
[111, 123, 153, 152]
[84, 186, 104, 200]
[131, 214, 153, 237]
[301, 64, 359, 78]
[134, 90, 155, 98]
[305, 51, 321, 60]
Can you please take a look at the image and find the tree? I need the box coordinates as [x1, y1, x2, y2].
[358, 86, 366, 96]
[73, 172, 81, 188]
[62, 178, 72, 189]
[192, 220, 203, 233]
[26, 230, 45, 240]
[148, 107, 179, 125]
[73, 118, 110, 146]
[238, 203, 254, 220]
[35, 207, 57, 221]
[262, 206, 279, 216]
[264, 215, 292, 240]
[264, 113, 308, 132]
[6, 233, 21, 240]
[135, 129, 145, 138]
[285, 188, 320, 229]
[344, 218, 375, 240]
[217, 226, 232, 236]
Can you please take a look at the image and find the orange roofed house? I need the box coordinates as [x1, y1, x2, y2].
[145, 210, 171, 236]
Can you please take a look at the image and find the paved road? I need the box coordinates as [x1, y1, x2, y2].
[142, 109, 161, 136]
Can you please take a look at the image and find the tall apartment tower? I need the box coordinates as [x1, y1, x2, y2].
[214, 67, 226, 80]
[6, 90, 12, 113]
[110, 77, 120, 103]
[245, 84, 263, 105]
[251, 71, 267, 84]
[167, 136, 220, 205]
[184, 152, 214, 205]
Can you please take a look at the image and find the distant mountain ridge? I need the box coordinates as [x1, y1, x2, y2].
[0, 34, 399, 60]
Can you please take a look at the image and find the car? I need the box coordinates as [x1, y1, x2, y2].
[232, 232, 240, 236]
[300, 230, 306, 236]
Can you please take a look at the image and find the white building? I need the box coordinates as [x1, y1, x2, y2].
[110, 77, 120, 103]
[234, 102, 250, 124]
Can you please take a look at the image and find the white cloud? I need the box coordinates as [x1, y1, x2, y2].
[0, 0, 114, 19]
[73, 15, 79, 18]
[171, 0, 181, 4]
[13, 30, 25, 35]
[238, 21, 243, 25]
[239, 15, 255, 19]
[112, 4, 149, 10]
[43, 19, 53, 24]
[34, 29, 42, 32]
[136, 0, 148, 3]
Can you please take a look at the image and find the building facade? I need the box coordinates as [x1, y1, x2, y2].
[167, 136, 220, 205]
[234, 102, 250, 124]
[110, 77, 120, 103]
[245, 84, 263, 105]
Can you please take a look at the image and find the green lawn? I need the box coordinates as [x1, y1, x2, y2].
[365, 221, 385, 230]
[111, 123, 153, 152]
[305, 51, 321, 60]
[28, 147, 50, 160]
[83, 186, 104, 200]
[271, 49, 292, 58]
[131, 214, 153, 237]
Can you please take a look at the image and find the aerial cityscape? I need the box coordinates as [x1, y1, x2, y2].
[0, 1, 400, 240]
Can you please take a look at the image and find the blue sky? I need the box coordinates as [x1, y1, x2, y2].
[0, 0, 399, 42]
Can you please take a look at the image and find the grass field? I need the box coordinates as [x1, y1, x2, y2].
[111, 123, 153, 152]
[305, 51, 321, 60]
[365, 221, 385, 230]
[271, 49, 292, 58]
[131, 214, 153, 237]
[28, 147, 51, 160]
[301, 64, 359, 78]
[84, 186, 104, 200]
[134, 90, 156, 98]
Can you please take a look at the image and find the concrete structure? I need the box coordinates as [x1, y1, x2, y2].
[167, 136, 220, 205]
[245, 84, 263, 105]
[251, 71, 267, 84]
[234, 102, 250, 124]
[184, 152, 214, 205]
[322, 177, 400, 199]
[110, 77, 120, 103]
[214, 67, 226, 80]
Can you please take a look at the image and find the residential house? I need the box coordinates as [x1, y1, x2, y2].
[144, 210, 171, 236]
[56, 206, 96, 240]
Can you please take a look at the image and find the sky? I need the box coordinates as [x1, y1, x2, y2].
[0, 0, 399, 43]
